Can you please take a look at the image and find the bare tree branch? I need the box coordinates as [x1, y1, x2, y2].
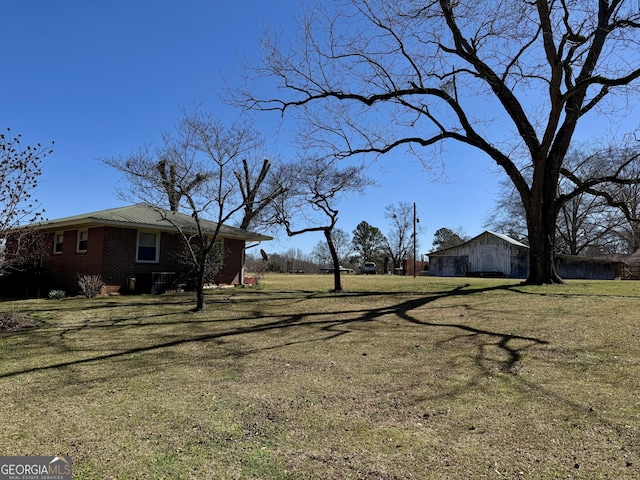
[239, 0, 640, 283]
[1, 129, 54, 273]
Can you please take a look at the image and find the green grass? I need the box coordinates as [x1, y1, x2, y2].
[1, 274, 639, 478]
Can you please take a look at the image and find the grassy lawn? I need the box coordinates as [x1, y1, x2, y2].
[1, 273, 639, 479]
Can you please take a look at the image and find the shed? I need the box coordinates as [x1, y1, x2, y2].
[428, 230, 621, 280]
[428, 231, 529, 278]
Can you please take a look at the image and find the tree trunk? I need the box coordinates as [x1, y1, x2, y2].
[524, 191, 564, 285]
[525, 226, 563, 284]
[194, 261, 206, 312]
[324, 229, 343, 292]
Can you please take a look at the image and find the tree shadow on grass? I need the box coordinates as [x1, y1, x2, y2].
[6, 282, 635, 473]
[390, 285, 549, 374]
[0, 283, 547, 383]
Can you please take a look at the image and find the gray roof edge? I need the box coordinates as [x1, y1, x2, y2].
[484, 230, 529, 248]
[31, 204, 272, 242]
[428, 230, 529, 255]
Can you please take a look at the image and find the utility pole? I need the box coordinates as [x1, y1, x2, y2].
[413, 202, 418, 278]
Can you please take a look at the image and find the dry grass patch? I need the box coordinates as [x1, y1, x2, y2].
[0, 275, 639, 478]
[0, 310, 38, 333]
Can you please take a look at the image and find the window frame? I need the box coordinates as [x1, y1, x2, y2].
[76, 229, 88, 253]
[136, 230, 160, 263]
[53, 231, 64, 254]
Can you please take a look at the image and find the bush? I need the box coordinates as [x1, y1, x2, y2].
[0, 311, 37, 333]
[77, 274, 105, 298]
[48, 290, 66, 300]
[176, 242, 225, 291]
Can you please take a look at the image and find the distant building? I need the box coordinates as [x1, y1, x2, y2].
[428, 231, 620, 280]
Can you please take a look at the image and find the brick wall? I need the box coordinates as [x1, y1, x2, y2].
[102, 227, 187, 292]
[217, 238, 244, 285]
[40, 226, 247, 294]
[41, 228, 106, 293]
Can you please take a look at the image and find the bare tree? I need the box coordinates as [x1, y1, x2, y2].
[555, 192, 620, 255]
[156, 156, 210, 212]
[0, 129, 53, 273]
[242, 0, 640, 284]
[103, 142, 210, 214]
[483, 180, 530, 244]
[103, 110, 277, 311]
[609, 180, 640, 252]
[567, 145, 640, 253]
[485, 149, 625, 255]
[103, 111, 284, 230]
[281, 247, 316, 273]
[235, 157, 287, 230]
[312, 228, 354, 268]
[272, 156, 373, 291]
[384, 201, 420, 273]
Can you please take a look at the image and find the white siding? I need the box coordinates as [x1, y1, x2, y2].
[429, 231, 529, 277]
[466, 233, 514, 275]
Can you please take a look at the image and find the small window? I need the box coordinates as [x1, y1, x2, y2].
[53, 231, 64, 254]
[76, 229, 88, 253]
[137, 231, 159, 263]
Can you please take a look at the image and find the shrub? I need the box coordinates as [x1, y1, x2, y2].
[48, 289, 67, 300]
[176, 241, 225, 291]
[0, 311, 37, 333]
[77, 274, 105, 298]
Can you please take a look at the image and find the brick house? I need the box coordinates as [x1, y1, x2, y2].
[28, 204, 271, 295]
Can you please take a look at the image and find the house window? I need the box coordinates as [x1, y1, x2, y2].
[76, 229, 88, 253]
[53, 231, 64, 254]
[137, 231, 159, 263]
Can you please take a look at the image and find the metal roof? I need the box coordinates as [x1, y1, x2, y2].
[484, 231, 529, 248]
[428, 230, 529, 255]
[33, 204, 272, 242]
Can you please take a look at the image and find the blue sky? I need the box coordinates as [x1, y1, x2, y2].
[0, 1, 533, 256]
